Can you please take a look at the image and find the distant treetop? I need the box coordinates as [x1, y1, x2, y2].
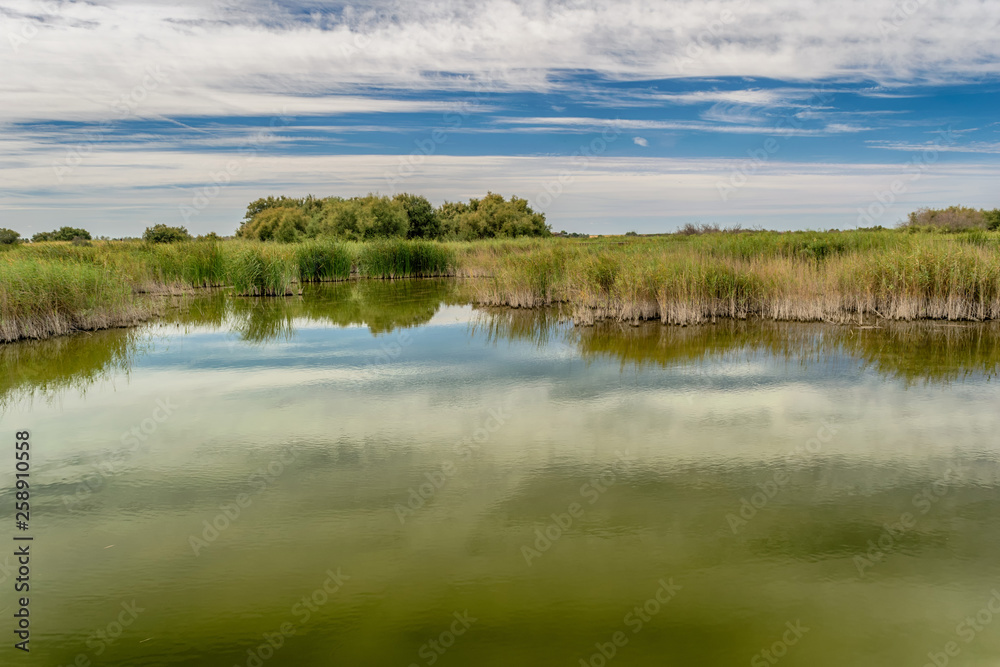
[236, 192, 551, 242]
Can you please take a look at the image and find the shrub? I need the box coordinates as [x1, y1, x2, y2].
[0, 228, 21, 245]
[237, 207, 308, 242]
[32, 226, 92, 242]
[904, 206, 986, 231]
[143, 224, 193, 243]
[394, 193, 441, 239]
[438, 192, 549, 240]
[985, 209, 1000, 231]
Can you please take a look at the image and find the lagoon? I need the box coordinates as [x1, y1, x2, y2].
[2, 279, 1000, 666]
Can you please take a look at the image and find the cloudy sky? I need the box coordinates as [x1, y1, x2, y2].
[2, 0, 999, 236]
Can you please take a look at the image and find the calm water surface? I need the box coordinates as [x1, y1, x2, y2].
[2, 280, 999, 666]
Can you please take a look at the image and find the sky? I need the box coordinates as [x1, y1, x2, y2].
[1, 0, 999, 237]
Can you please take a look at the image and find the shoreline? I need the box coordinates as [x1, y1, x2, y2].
[3, 231, 1000, 343]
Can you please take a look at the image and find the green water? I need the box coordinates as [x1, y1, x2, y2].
[2, 280, 1000, 666]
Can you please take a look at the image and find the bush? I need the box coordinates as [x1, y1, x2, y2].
[394, 193, 441, 239]
[438, 192, 549, 240]
[32, 226, 92, 242]
[904, 206, 987, 231]
[143, 224, 193, 244]
[985, 209, 1000, 231]
[307, 195, 409, 241]
[0, 228, 21, 245]
[239, 192, 549, 242]
[237, 207, 307, 242]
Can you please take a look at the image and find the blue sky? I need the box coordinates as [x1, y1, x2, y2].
[2, 0, 999, 236]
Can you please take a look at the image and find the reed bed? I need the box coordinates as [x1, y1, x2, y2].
[3, 230, 1000, 342]
[0, 255, 156, 342]
[463, 231, 1000, 326]
[229, 245, 297, 297]
[356, 239, 455, 279]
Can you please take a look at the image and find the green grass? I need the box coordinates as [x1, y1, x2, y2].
[3, 231, 1000, 342]
[356, 239, 455, 278]
[295, 240, 353, 282]
[0, 254, 154, 342]
[229, 245, 297, 297]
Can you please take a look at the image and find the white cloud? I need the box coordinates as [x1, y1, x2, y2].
[498, 116, 870, 136]
[2, 142, 997, 235]
[633, 136, 649, 147]
[1, 0, 999, 125]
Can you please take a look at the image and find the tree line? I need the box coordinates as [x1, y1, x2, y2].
[236, 192, 551, 242]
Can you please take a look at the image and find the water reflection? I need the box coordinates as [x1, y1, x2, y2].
[3, 281, 1000, 406]
[3, 280, 1000, 666]
[478, 308, 1000, 385]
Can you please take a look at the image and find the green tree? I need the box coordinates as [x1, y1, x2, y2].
[438, 193, 549, 240]
[394, 193, 441, 239]
[0, 228, 21, 245]
[237, 207, 307, 242]
[143, 224, 193, 243]
[985, 209, 1000, 231]
[32, 226, 92, 242]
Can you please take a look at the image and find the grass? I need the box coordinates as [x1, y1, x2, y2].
[229, 245, 297, 297]
[356, 239, 455, 278]
[0, 256, 155, 342]
[295, 240, 353, 282]
[2, 230, 1000, 342]
[458, 231, 1000, 325]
